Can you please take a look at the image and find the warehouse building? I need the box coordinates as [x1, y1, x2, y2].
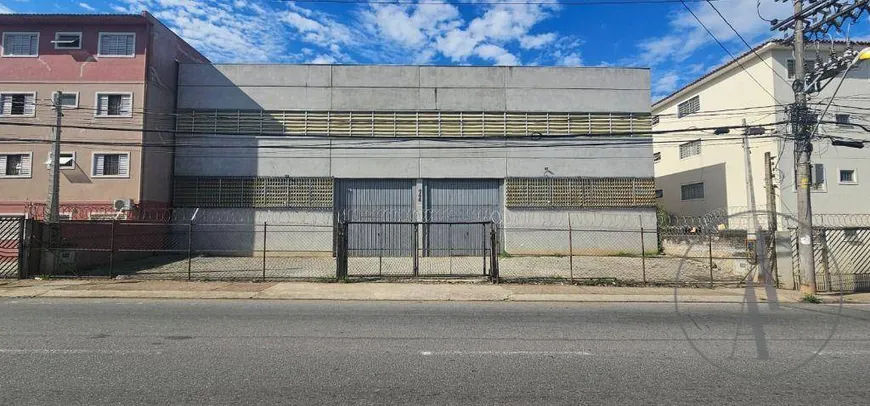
[172, 64, 656, 257]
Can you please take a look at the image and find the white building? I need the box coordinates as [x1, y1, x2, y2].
[652, 40, 870, 226]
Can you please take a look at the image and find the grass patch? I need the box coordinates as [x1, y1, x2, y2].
[801, 293, 822, 304]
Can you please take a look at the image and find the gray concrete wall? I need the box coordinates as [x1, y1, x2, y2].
[177, 65, 650, 113]
[501, 208, 657, 255]
[174, 137, 653, 179]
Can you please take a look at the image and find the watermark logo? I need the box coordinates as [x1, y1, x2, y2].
[673, 210, 844, 378]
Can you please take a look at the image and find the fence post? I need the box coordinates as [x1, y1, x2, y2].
[336, 222, 348, 281]
[708, 232, 714, 289]
[820, 228, 831, 293]
[568, 214, 574, 283]
[482, 223, 487, 276]
[187, 222, 193, 281]
[640, 226, 647, 285]
[262, 221, 267, 282]
[17, 217, 25, 279]
[489, 226, 499, 283]
[109, 220, 116, 279]
[413, 222, 420, 277]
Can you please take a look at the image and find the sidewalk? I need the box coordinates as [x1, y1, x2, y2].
[0, 279, 849, 303]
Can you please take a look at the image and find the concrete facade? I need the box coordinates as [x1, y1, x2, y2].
[0, 13, 208, 219]
[175, 64, 655, 255]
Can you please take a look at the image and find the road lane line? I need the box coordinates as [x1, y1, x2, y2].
[0, 349, 163, 355]
[420, 350, 592, 356]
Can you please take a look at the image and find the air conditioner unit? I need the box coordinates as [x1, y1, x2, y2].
[112, 199, 133, 211]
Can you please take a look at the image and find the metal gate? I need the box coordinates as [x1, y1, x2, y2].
[424, 180, 501, 256]
[336, 179, 415, 257]
[0, 216, 24, 278]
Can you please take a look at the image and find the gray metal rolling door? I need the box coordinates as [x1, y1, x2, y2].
[336, 179, 415, 257]
[425, 180, 501, 256]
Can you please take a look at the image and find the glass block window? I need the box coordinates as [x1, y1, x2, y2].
[677, 96, 700, 118]
[173, 177, 334, 208]
[505, 177, 655, 208]
[679, 140, 701, 159]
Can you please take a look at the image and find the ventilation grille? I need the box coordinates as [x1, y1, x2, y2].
[505, 177, 655, 208]
[176, 110, 651, 137]
[174, 177, 333, 208]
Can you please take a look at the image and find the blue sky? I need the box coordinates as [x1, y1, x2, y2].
[2, 0, 866, 100]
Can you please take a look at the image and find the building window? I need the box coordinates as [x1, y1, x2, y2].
[812, 163, 825, 191]
[1, 32, 39, 57]
[95, 93, 132, 117]
[92, 153, 130, 178]
[677, 95, 700, 118]
[836, 114, 851, 127]
[655, 189, 663, 199]
[98, 33, 135, 57]
[839, 169, 857, 185]
[53, 92, 79, 109]
[47, 152, 76, 170]
[653, 152, 661, 163]
[787, 59, 815, 79]
[0, 92, 36, 116]
[679, 140, 701, 159]
[681, 182, 704, 200]
[1, 153, 32, 178]
[53, 32, 82, 50]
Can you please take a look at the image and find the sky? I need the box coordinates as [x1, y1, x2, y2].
[2, 0, 868, 100]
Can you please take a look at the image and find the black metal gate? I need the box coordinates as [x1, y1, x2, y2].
[340, 221, 496, 278]
[0, 216, 24, 279]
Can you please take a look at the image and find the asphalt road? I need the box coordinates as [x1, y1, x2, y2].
[1, 298, 869, 405]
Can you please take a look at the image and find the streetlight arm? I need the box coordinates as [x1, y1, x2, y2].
[809, 47, 870, 140]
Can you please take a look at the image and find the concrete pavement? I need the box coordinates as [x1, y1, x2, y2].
[0, 278, 848, 303]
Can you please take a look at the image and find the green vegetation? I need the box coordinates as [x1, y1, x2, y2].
[801, 293, 822, 304]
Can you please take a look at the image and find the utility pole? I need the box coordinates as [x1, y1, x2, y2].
[47, 91, 62, 222]
[790, 0, 817, 295]
[46, 91, 63, 274]
[764, 151, 779, 286]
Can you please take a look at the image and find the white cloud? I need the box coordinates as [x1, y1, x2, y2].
[79, 2, 96, 11]
[475, 44, 519, 66]
[635, 0, 791, 67]
[116, 0, 292, 62]
[558, 52, 582, 66]
[0, 2, 13, 13]
[310, 54, 337, 64]
[653, 71, 681, 94]
[519, 33, 556, 50]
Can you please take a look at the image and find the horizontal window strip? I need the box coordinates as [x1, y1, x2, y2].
[174, 177, 334, 208]
[505, 177, 655, 208]
[176, 110, 652, 137]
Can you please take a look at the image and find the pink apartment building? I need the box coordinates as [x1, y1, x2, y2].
[0, 12, 208, 220]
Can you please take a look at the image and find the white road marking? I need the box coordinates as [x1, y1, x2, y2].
[815, 350, 870, 356]
[0, 349, 162, 355]
[420, 350, 592, 356]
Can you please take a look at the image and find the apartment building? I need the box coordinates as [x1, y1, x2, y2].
[652, 40, 870, 225]
[0, 13, 208, 219]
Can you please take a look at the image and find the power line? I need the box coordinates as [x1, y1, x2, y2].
[679, 1, 782, 103]
[274, 0, 728, 5]
[704, 0, 792, 90]
[0, 118, 790, 139]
